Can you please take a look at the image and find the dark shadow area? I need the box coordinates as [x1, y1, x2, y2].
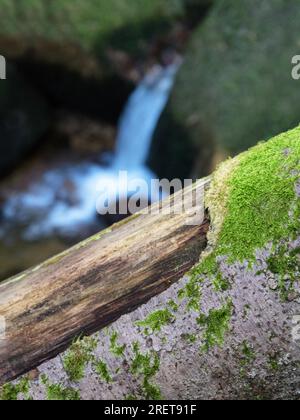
[184, 0, 214, 28]
[148, 110, 200, 181]
[13, 55, 134, 125]
[95, 16, 175, 57]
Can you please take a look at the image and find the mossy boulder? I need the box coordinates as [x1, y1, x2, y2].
[188, 125, 300, 300]
[0, 64, 49, 174]
[0, 0, 186, 56]
[0, 0, 206, 125]
[149, 0, 300, 180]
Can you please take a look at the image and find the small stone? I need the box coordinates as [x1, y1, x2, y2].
[287, 292, 299, 302]
[27, 368, 40, 381]
[268, 277, 278, 291]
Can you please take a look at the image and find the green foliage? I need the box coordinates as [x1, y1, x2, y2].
[267, 244, 300, 301]
[214, 135, 300, 263]
[178, 277, 201, 312]
[175, 129, 300, 354]
[136, 309, 174, 334]
[197, 300, 233, 351]
[167, 300, 179, 312]
[41, 375, 80, 401]
[212, 272, 230, 292]
[240, 341, 256, 366]
[63, 336, 98, 382]
[184, 334, 197, 344]
[151, 0, 300, 179]
[268, 355, 280, 371]
[125, 393, 138, 401]
[110, 331, 126, 357]
[0, 378, 30, 401]
[191, 129, 300, 297]
[131, 342, 162, 400]
[0, 0, 184, 54]
[94, 360, 112, 383]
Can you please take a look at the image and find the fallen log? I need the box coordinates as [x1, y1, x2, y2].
[0, 179, 210, 385]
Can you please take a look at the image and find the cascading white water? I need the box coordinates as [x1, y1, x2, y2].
[1, 63, 180, 239]
[113, 64, 179, 169]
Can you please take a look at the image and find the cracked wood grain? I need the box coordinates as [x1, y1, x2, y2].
[0, 178, 210, 384]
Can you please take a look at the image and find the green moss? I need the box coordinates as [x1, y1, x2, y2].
[167, 300, 179, 312]
[240, 341, 256, 366]
[125, 394, 138, 401]
[268, 356, 280, 371]
[178, 130, 300, 354]
[41, 375, 80, 401]
[110, 331, 126, 358]
[142, 381, 162, 401]
[213, 134, 300, 263]
[178, 277, 201, 312]
[197, 300, 233, 352]
[94, 360, 112, 383]
[189, 128, 300, 301]
[130, 342, 162, 400]
[0, 0, 185, 54]
[267, 244, 300, 301]
[0, 378, 30, 401]
[212, 272, 231, 292]
[184, 334, 197, 344]
[151, 0, 300, 181]
[63, 336, 98, 382]
[136, 309, 174, 334]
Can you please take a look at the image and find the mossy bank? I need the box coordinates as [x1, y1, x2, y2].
[149, 0, 300, 180]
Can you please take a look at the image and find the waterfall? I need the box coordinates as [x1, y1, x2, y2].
[2, 63, 180, 239]
[113, 64, 179, 169]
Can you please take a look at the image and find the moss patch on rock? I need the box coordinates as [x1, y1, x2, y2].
[41, 375, 80, 401]
[136, 309, 175, 335]
[109, 331, 126, 358]
[197, 299, 233, 351]
[130, 342, 162, 400]
[94, 360, 112, 384]
[192, 126, 300, 282]
[0, 377, 30, 401]
[63, 336, 98, 382]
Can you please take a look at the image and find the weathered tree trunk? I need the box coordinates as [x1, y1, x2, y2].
[0, 179, 209, 385]
[1, 130, 300, 400]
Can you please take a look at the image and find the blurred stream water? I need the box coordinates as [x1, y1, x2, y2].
[1, 62, 180, 241]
